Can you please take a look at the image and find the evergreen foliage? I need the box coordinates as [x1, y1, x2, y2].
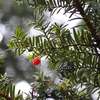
[0, 74, 23, 100]
[1, 0, 100, 99]
[0, 52, 5, 67]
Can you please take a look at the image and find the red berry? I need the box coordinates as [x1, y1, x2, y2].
[62, 88, 66, 92]
[33, 58, 40, 65]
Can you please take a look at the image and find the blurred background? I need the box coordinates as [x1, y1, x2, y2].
[0, 0, 38, 83]
[0, 0, 45, 97]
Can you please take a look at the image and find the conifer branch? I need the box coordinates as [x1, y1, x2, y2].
[0, 92, 13, 100]
[74, 0, 100, 47]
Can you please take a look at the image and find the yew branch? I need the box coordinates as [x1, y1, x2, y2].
[0, 92, 13, 100]
[74, 0, 100, 46]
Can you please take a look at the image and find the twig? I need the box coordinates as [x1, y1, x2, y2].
[0, 92, 13, 100]
[74, 0, 100, 47]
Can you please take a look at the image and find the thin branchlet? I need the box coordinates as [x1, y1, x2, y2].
[74, 0, 100, 48]
[0, 92, 13, 100]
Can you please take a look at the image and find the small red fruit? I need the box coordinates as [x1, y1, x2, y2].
[33, 58, 40, 65]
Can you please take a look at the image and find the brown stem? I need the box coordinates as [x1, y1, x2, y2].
[0, 92, 13, 100]
[31, 87, 34, 99]
[74, 0, 100, 47]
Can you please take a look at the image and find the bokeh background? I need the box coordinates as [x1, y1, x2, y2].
[0, 0, 38, 83]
